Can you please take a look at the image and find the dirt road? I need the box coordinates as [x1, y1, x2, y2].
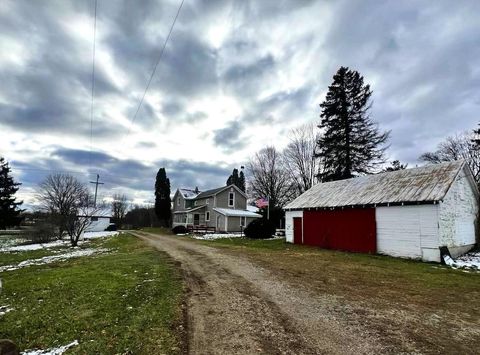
[131, 232, 389, 354]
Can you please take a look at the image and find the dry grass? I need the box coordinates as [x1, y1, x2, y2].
[200, 237, 480, 354]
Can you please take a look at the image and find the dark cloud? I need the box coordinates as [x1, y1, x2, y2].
[213, 121, 248, 153]
[3, 0, 480, 206]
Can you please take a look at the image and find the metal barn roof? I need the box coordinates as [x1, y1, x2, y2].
[285, 160, 467, 210]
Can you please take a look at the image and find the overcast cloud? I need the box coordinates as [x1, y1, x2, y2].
[0, 0, 478, 207]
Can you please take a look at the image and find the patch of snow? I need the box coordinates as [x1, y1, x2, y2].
[444, 251, 480, 270]
[192, 233, 244, 240]
[0, 231, 119, 253]
[0, 248, 110, 273]
[1, 240, 68, 252]
[22, 340, 79, 355]
[82, 231, 119, 240]
[0, 305, 14, 316]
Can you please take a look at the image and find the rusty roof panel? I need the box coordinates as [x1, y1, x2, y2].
[285, 160, 465, 209]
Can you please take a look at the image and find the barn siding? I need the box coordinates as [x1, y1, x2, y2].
[439, 168, 478, 256]
[285, 211, 303, 243]
[376, 205, 440, 262]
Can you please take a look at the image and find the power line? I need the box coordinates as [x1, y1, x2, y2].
[124, 0, 185, 140]
[89, 0, 98, 170]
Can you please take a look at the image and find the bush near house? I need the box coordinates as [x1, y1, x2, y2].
[244, 219, 276, 239]
[172, 225, 188, 235]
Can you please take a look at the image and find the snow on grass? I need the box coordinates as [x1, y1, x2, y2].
[192, 233, 244, 240]
[82, 231, 119, 240]
[0, 231, 119, 253]
[22, 340, 79, 355]
[192, 233, 283, 241]
[0, 248, 110, 273]
[444, 251, 480, 271]
[0, 305, 14, 316]
[1, 240, 68, 252]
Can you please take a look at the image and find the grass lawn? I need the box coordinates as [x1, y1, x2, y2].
[189, 236, 480, 352]
[0, 234, 185, 354]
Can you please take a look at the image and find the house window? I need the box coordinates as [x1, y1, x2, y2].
[240, 216, 246, 227]
[206, 198, 209, 205]
[194, 201, 197, 206]
[228, 192, 235, 207]
[206, 211, 210, 221]
[177, 198, 180, 206]
[91, 217, 98, 221]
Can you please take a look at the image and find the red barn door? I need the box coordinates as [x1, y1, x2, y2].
[302, 208, 376, 253]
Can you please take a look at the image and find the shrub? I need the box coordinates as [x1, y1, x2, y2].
[172, 225, 188, 235]
[244, 219, 275, 239]
[25, 221, 57, 244]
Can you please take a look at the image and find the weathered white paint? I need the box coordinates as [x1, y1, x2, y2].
[285, 210, 303, 243]
[376, 205, 440, 262]
[439, 167, 478, 255]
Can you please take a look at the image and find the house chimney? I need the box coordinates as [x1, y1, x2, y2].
[194, 186, 199, 193]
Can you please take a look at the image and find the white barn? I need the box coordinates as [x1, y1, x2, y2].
[284, 160, 478, 262]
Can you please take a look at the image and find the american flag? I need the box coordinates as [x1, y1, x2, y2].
[255, 197, 269, 208]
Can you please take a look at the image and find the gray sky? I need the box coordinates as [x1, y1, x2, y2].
[1, 0, 479, 207]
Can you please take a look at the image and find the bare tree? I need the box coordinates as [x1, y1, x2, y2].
[37, 174, 88, 239]
[283, 123, 320, 195]
[111, 193, 128, 227]
[419, 132, 480, 182]
[247, 146, 295, 208]
[65, 193, 99, 247]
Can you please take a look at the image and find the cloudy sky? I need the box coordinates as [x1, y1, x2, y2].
[1, 0, 479, 208]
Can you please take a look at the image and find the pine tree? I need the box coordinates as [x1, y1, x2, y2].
[0, 157, 23, 229]
[226, 168, 245, 192]
[154, 168, 171, 227]
[316, 66, 390, 181]
[238, 170, 246, 192]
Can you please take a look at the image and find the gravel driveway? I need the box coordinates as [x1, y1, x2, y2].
[131, 231, 389, 354]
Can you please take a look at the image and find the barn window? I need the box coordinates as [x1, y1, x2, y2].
[229, 192, 235, 207]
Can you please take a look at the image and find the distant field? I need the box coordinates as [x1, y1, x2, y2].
[0, 234, 185, 354]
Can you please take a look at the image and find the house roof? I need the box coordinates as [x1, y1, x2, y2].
[191, 184, 247, 200]
[213, 208, 262, 218]
[285, 160, 470, 210]
[179, 188, 201, 199]
[196, 186, 226, 199]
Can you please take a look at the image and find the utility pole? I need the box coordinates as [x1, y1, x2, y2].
[89, 174, 104, 207]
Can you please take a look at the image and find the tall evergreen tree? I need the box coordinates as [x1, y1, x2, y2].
[316, 66, 390, 181]
[238, 170, 246, 192]
[154, 168, 171, 227]
[226, 168, 245, 192]
[0, 157, 23, 229]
